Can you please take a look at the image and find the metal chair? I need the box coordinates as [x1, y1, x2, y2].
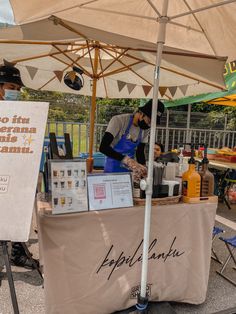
[211, 226, 224, 263]
[216, 235, 236, 286]
[217, 169, 236, 210]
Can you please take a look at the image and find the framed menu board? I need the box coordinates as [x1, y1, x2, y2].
[49, 159, 88, 214]
[87, 173, 133, 211]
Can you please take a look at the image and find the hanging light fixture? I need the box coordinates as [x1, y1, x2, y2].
[64, 66, 84, 91]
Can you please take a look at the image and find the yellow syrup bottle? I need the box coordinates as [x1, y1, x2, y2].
[182, 144, 201, 199]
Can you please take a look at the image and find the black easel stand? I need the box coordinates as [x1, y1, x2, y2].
[0, 241, 19, 314]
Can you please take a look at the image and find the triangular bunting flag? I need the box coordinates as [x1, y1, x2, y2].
[179, 85, 188, 96]
[117, 80, 126, 92]
[127, 83, 136, 94]
[54, 70, 64, 82]
[26, 66, 38, 80]
[3, 59, 17, 67]
[168, 86, 177, 97]
[159, 86, 167, 97]
[142, 85, 152, 96]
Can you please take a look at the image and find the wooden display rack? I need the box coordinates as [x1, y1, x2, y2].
[133, 195, 181, 206]
[182, 195, 218, 204]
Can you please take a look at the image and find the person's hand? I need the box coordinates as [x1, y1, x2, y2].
[122, 156, 147, 182]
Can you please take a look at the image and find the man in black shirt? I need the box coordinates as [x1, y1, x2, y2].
[100, 99, 164, 181]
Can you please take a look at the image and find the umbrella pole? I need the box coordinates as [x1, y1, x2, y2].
[137, 1, 169, 311]
[87, 43, 99, 173]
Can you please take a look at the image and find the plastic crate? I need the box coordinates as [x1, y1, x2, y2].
[79, 152, 105, 168]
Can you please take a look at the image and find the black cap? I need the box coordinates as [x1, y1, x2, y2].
[139, 99, 165, 125]
[0, 65, 24, 87]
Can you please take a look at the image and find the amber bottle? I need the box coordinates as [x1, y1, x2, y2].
[198, 145, 214, 197]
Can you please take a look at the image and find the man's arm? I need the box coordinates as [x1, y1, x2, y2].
[99, 132, 125, 161]
[136, 142, 146, 165]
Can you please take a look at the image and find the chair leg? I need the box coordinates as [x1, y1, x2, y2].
[211, 248, 223, 264]
[223, 186, 232, 210]
[224, 197, 232, 210]
[216, 245, 236, 286]
[211, 234, 223, 264]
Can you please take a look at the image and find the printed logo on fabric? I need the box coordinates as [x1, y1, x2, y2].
[130, 284, 152, 299]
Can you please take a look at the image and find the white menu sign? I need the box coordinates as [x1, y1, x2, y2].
[87, 173, 133, 211]
[0, 101, 49, 242]
[50, 160, 88, 214]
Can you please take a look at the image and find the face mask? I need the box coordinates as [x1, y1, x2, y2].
[138, 119, 150, 130]
[3, 89, 20, 101]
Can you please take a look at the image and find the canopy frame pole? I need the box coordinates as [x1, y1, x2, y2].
[139, 0, 169, 303]
[87, 41, 99, 173]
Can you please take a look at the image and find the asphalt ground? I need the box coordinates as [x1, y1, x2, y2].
[0, 201, 236, 314]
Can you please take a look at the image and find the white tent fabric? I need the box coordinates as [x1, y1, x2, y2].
[0, 19, 226, 99]
[9, 0, 236, 61]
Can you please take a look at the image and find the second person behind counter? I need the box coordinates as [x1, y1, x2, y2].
[154, 142, 179, 163]
[99, 99, 165, 182]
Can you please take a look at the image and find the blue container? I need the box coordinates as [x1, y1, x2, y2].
[79, 152, 105, 168]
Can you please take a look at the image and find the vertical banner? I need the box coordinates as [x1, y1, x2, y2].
[0, 101, 49, 242]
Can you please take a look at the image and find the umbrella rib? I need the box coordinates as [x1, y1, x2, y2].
[38, 53, 90, 90]
[146, 0, 161, 17]
[103, 43, 224, 61]
[49, 16, 88, 40]
[162, 50, 225, 61]
[79, 6, 157, 21]
[52, 44, 92, 77]
[49, 18, 98, 76]
[168, 20, 202, 33]
[50, 54, 92, 78]
[100, 47, 152, 85]
[101, 60, 144, 78]
[52, 44, 80, 65]
[170, 0, 236, 20]
[4, 46, 84, 65]
[161, 65, 225, 90]
[99, 43, 156, 54]
[181, 0, 217, 56]
[97, 48, 129, 77]
[124, 53, 154, 66]
[16, 1, 99, 23]
[0, 39, 80, 45]
[98, 51, 108, 98]
[120, 52, 225, 91]
[87, 42, 95, 76]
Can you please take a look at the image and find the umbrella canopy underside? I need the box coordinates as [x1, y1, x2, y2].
[0, 17, 227, 99]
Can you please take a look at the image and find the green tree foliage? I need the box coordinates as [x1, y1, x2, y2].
[96, 98, 141, 123]
[19, 87, 235, 130]
[19, 88, 142, 124]
[20, 88, 90, 122]
[207, 106, 236, 130]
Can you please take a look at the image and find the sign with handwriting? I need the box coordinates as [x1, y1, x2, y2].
[0, 101, 48, 241]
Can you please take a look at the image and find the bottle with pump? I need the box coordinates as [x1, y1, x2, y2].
[198, 144, 215, 197]
[178, 146, 184, 176]
[182, 144, 201, 199]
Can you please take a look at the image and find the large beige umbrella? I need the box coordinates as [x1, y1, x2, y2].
[0, 19, 226, 170]
[9, 0, 236, 61]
